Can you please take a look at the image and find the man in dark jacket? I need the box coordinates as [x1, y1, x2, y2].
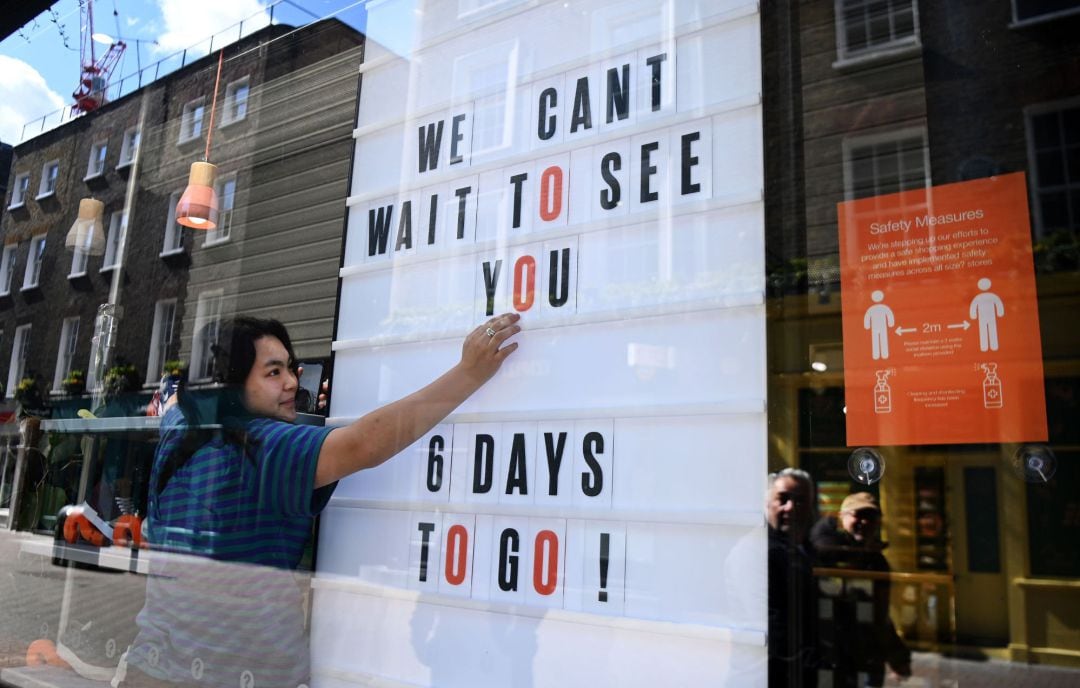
[810, 492, 911, 687]
[767, 468, 818, 688]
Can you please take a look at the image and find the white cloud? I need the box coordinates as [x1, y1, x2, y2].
[0, 55, 67, 145]
[152, 0, 272, 56]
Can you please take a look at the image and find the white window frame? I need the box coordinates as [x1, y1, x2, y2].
[86, 141, 108, 179]
[85, 303, 107, 391]
[179, 97, 206, 144]
[6, 325, 31, 399]
[52, 317, 80, 392]
[101, 210, 126, 271]
[1025, 96, 1080, 239]
[841, 126, 930, 202]
[69, 242, 89, 278]
[146, 299, 178, 385]
[190, 290, 224, 382]
[9, 173, 30, 208]
[834, 0, 920, 65]
[0, 245, 18, 296]
[118, 127, 140, 167]
[221, 76, 250, 125]
[1011, 0, 1080, 26]
[162, 191, 185, 256]
[205, 173, 237, 246]
[37, 160, 59, 199]
[22, 235, 46, 290]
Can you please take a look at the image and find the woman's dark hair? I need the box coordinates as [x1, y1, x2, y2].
[155, 316, 297, 494]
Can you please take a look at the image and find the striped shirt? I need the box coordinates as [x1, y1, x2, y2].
[126, 406, 336, 688]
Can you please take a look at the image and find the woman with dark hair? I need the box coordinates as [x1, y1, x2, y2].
[115, 313, 521, 688]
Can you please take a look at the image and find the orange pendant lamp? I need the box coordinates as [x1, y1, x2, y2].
[176, 50, 224, 230]
[65, 198, 106, 255]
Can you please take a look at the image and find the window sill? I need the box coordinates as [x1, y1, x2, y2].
[218, 115, 246, 129]
[832, 41, 921, 70]
[20, 284, 39, 292]
[35, 191, 56, 201]
[159, 248, 185, 258]
[202, 237, 230, 248]
[100, 264, 118, 274]
[0, 290, 10, 297]
[68, 271, 88, 280]
[177, 134, 203, 146]
[7, 202, 25, 211]
[83, 172, 105, 182]
[116, 160, 134, 170]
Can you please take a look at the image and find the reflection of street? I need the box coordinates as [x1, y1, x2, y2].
[882, 651, 1080, 687]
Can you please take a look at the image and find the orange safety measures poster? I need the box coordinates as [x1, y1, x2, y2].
[838, 172, 1048, 446]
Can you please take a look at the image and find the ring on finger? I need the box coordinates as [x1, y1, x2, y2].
[485, 327, 497, 338]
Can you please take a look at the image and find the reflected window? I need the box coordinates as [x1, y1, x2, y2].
[37, 160, 59, 198]
[22, 235, 45, 289]
[179, 97, 206, 143]
[5, 324, 30, 398]
[52, 317, 80, 391]
[1014, 0, 1080, 22]
[0, 245, 18, 295]
[836, 0, 918, 60]
[119, 126, 140, 166]
[69, 242, 89, 278]
[206, 173, 237, 245]
[85, 303, 107, 391]
[1027, 100, 1080, 238]
[162, 191, 185, 255]
[842, 127, 929, 201]
[146, 299, 177, 384]
[87, 141, 108, 178]
[9, 173, 29, 207]
[191, 290, 224, 381]
[102, 211, 125, 270]
[223, 77, 250, 124]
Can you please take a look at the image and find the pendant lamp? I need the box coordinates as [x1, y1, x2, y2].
[65, 198, 106, 255]
[176, 50, 224, 230]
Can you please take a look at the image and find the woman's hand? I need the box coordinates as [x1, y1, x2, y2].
[457, 312, 521, 386]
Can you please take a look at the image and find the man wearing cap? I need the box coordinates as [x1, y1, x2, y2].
[811, 492, 911, 687]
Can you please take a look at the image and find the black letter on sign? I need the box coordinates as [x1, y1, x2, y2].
[473, 434, 494, 494]
[454, 186, 471, 240]
[544, 432, 567, 496]
[395, 200, 413, 251]
[418, 121, 444, 173]
[646, 53, 667, 112]
[509, 173, 528, 229]
[426, 435, 445, 492]
[570, 77, 592, 133]
[449, 113, 467, 165]
[681, 132, 701, 195]
[548, 248, 570, 307]
[368, 204, 394, 256]
[537, 88, 557, 141]
[505, 433, 529, 495]
[417, 522, 435, 582]
[581, 431, 604, 497]
[600, 152, 621, 210]
[426, 193, 439, 245]
[640, 142, 659, 203]
[483, 260, 502, 317]
[498, 528, 520, 591]
[606, 64, 630, 123]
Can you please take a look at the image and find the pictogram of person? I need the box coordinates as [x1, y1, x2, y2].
[864, 290, 895, 360]
[969, 278, 1005, 352]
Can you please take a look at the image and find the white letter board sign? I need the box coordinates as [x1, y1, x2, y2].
[315, 1, 768, 686]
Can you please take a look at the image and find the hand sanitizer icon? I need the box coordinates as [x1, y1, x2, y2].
[981, 363, 1003, 409]
[874, 370, 892, 414]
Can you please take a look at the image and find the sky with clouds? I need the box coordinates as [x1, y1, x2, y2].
[0, 0, 375, 145]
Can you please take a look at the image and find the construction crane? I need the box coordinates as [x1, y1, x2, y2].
[72, 0, 126, 114]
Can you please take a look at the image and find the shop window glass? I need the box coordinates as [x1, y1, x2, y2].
[1028, 102, 1080, 241]
[1014, 0, 1080, 22]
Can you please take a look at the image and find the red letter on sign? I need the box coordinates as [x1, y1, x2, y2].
[445, 524, 468, 586]
[538, 166, 563, 222]
[533, 529, 559, 596]
[513, 255, 536, 312]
